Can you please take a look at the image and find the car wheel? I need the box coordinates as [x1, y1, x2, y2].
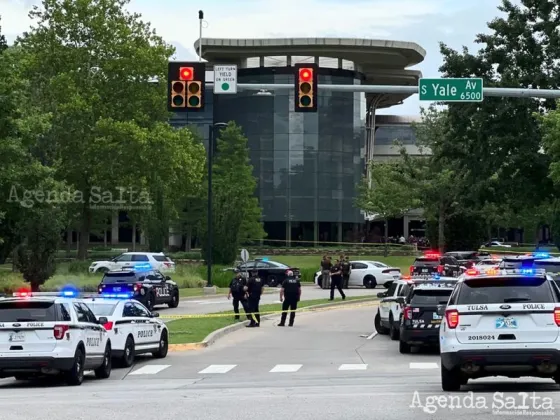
[374, 311, 389, 334]
[153, 330, 168, 359]
[363, 276, 377, 289]
[98, 267, 109, 273]
[168, 290, 179, 308]
[121, 335, 135, 368]
[399, 340, 411, 354]
[389, 314, 399, 340]
[441, 363, 462, 391]
[65, 348, 85, 386]
[267, 275, 278, 287]
[94, 343, 112, 379]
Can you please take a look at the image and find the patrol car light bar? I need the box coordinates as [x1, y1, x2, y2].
[465, 268, 547, 277]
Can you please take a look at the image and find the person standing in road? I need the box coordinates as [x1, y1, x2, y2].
[341, 257, 351, 289]
[228, 272, 250, 321]
[246, 269, 264, 327]
[330, 259, 346, 300]
[278, 270, 301, 327]
[320, 255, 332, 289]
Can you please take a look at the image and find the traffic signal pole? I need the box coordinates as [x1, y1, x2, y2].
[201, 83, 560, 99]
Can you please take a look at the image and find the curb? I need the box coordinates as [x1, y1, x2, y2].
[168, 297, 379, 352]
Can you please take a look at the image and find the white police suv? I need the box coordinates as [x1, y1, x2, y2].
[81, 295, 168, 367]
[439, 268, 560, 391]
[0, 289, 112, 385]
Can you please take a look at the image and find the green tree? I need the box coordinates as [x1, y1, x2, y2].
[199, 122, 266, 265]
[0, 16, 7, 53]
[355, 162, 418, 256]
[16, 0, 176, 259]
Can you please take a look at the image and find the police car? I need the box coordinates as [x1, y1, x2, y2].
[398, 278, 458, 353]
[98, 264, 179, 311]
[439, 267, 560, 391]
[81, 296, 168, 367]
[0, 288, 112, 385]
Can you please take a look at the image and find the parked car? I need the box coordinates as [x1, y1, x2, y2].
[444, 251, 490, 269]
[227, 258, 301, 287]
[314, 260, 401, 289]
[89, 252, 176, 274]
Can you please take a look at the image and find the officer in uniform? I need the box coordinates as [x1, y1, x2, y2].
[246, 269, 263, 327]
[320, 256, 332, 289]
[341, 257, 351, 289]
[278, 270, 301, 327]
[330, 259, 346, 300]
[228, 271, 250, 321]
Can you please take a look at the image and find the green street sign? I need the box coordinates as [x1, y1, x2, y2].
[418, 78, 483, 102]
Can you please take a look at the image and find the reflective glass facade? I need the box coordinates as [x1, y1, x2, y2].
[213, 67, 366, 225]
[375, 125, 417, 145]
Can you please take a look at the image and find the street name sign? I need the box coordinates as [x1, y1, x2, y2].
[419, 78, 483, 102]
[214, 65, 237, 94]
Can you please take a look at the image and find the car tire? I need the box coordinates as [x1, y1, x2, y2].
[94, 343, 112, 379]
[399, 340, 411, 354]
[389, 314, 399, 340]
[65, 348, 85, 386]
[374, 312, 389, 334]
[267, 275, 278, 287]
[121, 335, 135, 368]
[363, 276, 377, 288]
[14, 374, 31, 380]
[441, 363, 462, 391]
[168, 290, 179, 308]
[153, 330, 168, 359]
[97, 267, 109, 273]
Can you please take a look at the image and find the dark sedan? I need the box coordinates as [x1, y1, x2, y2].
[230, 259, 301, 287]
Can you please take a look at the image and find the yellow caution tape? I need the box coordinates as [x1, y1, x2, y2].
[161, 301, 378, 320]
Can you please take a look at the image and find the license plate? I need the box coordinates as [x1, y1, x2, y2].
[495, 316, 518, 329]
[422, 269, 428, 273]
[393, 275, 400, 279]
[433, 313, 442, 320]
[9, 332, 25, 342]
[113, 287, 121, 291]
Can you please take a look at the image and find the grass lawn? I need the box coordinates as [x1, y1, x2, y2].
[167, 296, 377, 344]
[262, 255, 415, 272]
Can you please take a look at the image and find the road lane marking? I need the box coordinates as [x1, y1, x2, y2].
[199, 364, 237, 374]
[129, 365, 171, 375]
[409, 362, 439, 369]
[366, 331, 377, 339]
[339, 364, 368, 370]
[270, 364, 302, 373]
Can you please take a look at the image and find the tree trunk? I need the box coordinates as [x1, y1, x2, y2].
[66, 229, 72, 257]
[438, 209, 445, 253]
[30, 281, 40, 292]
[185, 226, 192, 252]
[487, 224, 492, 241]
[132, 222, 137, 251]
[383, 218, 389, 257]
[77, 204, 91, 260]
[103, 230, 107, 247]
[535, 225, 541, 249]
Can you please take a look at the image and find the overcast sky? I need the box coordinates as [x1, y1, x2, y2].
[1, 0, 511, 115]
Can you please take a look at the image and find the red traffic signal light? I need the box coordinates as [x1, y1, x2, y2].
[179, 67, 194, 81]
[294, 64, 317, 112]
[299, 68, 312, 81]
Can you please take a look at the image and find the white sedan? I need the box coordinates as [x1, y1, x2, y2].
[314, 260, 401, 289]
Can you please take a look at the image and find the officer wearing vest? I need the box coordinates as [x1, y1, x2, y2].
[341, 257, 351, 289]
[278, 270, 301, 327]
[246, 269, 264, 327]
[228, 272, 250, 321]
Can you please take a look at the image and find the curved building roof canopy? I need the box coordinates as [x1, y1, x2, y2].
[193, 37, 426, 109]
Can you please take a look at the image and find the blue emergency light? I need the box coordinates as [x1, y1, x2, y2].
[101, 293, 133, 299]
[132, 263, 152, 271]
[261, 257, 268, 262]
[59, 285, 80, 297]
[533, 252, 550, 259]
[432, 274, 441, 280]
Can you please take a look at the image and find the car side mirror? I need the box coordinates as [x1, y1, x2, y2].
[165, 276, 171, 280]
[151, 312, 159, 318]
[98, 316, 108, 324]
[436, 305, 446, 316]
[377, 292, 387, 298]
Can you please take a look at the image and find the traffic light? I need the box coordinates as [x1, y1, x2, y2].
[167, 62, 206, 112]
[294, 63, 318, 112]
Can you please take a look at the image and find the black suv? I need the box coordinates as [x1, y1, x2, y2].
[399, 280, 458, 353]
[410, 252, 463, 277]
[233, 259, 301, 287]
[98, 269, 179, 310]
[444, 251, 490, 269]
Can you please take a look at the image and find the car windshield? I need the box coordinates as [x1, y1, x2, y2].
[85, 302, 118, 316]
[268, 261, 289, 268]
[477, 260, 499, 266]
[414, 258, 439, 266]
[411, 289, 452, 305]
[457, 277, 554, 304]
[369, 262, 387, 267]
[534, 261, 560, 274]
[498, 258, 535, 269]
[101, 272, 139, 283]
[0, 301, 57, 322]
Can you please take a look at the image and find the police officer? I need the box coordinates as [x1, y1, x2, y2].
[341, 256, 351, 289]
[228, 272, 250, 321]
[320, 255, 332, 289]
[278, 270, 301, 327]
[246, 269, 263, 327]
[330, 259, 346, 300]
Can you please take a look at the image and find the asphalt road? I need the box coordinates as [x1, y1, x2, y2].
[2, 303, 560, 420]
[160, 285, 381, 316]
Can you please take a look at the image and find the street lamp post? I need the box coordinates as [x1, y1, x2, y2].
[206, 122, 228, 288]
